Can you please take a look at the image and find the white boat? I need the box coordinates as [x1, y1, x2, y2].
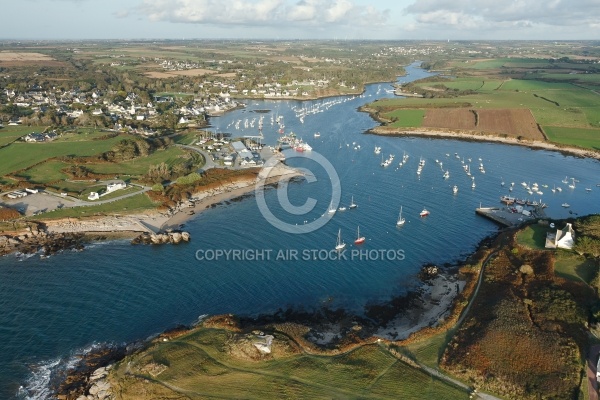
[349, 196, 357, 209]
[396, 206, 406, 226]
[453, 185, 458, 194]
[562, 203, 570, 208]
[314, 132, 320, 138]
[374, 146, 381, 155]
[328, 201, 336, 214]
[556, 187, 562, 192]
[472, 181, 476, 189]
[335, 229, 346, 251]
[354, 226, 365, 245]
[562, 176, 569, 184]
[420, 208, 430, 217]
[443, 170, 450, 179]
[338, 206, 347, 212]
[586, 187, 592, 192]
[568, 178, 576, 189]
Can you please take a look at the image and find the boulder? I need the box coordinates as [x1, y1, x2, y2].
[170, 232, 182, 244]
[181, 232, 191, 242]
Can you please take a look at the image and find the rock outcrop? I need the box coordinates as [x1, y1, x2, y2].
[131, 230, 191, 245]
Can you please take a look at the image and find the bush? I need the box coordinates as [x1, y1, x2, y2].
[176, 172, 202, 186]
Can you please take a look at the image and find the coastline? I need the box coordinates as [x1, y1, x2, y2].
[1, 163, 304, 257]
[366, 126, 600, 161]
[52, 230, 504, 399]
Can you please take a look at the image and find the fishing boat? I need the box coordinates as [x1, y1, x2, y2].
[335, 229, 346, 251]
[354, 226, 365, 244]
[349, 196, 357, 209]
[396, 206, 406, 226]
[419, 208, 430, 217]
[314, 132, 320, 138]
[453, 185, 458, 194]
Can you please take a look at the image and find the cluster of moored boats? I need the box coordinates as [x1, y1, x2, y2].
[331, 197, 429, 251]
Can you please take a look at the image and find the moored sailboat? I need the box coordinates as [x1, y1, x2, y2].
[354, 226, 365, 244]
[335, 229, 346, 250]
[397, 206, 406, 226]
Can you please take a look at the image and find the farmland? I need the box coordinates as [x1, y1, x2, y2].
[367, 53, 600, 150]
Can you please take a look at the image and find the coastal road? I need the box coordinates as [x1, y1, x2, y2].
[176, 144, 216, 170]
[587, 345, 600, 400]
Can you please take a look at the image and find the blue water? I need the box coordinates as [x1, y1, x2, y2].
[1, 63, 599, 398]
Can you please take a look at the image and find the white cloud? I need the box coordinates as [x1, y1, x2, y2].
[137, 0, 388, 27]
[403, 0, 600, 31]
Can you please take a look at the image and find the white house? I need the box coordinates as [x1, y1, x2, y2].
[545, 223, 575, 249]
[88, 192, 99, 200]
[106, 181, 126, 194]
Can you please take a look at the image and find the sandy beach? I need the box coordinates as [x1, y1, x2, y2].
[369, 127, 600, 161]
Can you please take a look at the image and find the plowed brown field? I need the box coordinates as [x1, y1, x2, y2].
[422, 108, 544, 140]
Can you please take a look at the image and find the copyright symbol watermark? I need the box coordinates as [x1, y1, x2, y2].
[255, 149, 340, 234]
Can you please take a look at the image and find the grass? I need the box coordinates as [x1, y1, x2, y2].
[15, 160, 69, 184]
[554, 251, 597, 283]
[0, 136, 123, 176]
[33, 193, 157, 219]
[110, 327, 470, 399]
[543, 126, 600, 149]
[516, 223, 549, 250]
[402, 331, 450, 370]
[384, 109, 425, 128]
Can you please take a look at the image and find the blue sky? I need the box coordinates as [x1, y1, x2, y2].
[2, 0, 598, 41]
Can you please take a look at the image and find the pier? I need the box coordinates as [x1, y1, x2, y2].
[475, 205, 543, 227]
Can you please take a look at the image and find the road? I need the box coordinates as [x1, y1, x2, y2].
[587, 345, 600, 400]
[176, 144, 216, 170]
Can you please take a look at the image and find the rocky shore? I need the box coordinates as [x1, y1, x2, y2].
[0, 223, 89, 257]
[51, 259, 475, 399]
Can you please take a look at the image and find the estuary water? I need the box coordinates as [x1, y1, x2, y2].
[1, 63, 599, 398]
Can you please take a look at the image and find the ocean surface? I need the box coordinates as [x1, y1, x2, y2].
[1, 62, 599, 398]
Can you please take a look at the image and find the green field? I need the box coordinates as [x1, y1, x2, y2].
[110, 327, 470, 399]
[15, 160, 70, 184]
[0, 125, 44, 146]
[0, 136, 123, 176]
[34, 193, 157, 219]
[385, 109, 425, 128]
[544, 126, 600, 149]
[371, 73, 600, 148]
[516, 224, 549, 250]
[554, 252, 597, 283]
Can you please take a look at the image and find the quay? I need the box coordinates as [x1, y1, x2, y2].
[475, 205, 545, 227]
